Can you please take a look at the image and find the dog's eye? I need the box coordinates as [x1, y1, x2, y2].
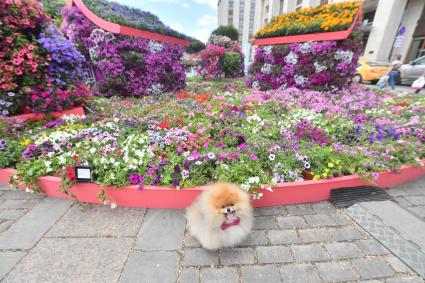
[221, 205, 225, 209]
[229, 203, 234, 206]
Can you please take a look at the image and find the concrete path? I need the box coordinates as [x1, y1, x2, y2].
[1, 178, 425, 282]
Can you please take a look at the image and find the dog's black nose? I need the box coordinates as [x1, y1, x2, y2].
[226, 207, 232, 213]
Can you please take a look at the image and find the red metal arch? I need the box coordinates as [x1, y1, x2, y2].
[64, 0, 189, 46]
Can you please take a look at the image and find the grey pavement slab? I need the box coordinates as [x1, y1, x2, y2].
[304, 213, 350, 227]
[280, 263, 322, 283]
[47, 204, 145, 237]
[4, 237, 133, 283]
[179, 268, 200, 283]
[316, 261, 360, 282]
[0, 209, 27, 221]
[268, 229, 300, 245]
[219, 247, 255, 265]
[119, 251, 179, 283]
[256, 246, 292, 263]
[359, 201, 425, 251]
[200, 267, 238, 283]
[0, 220, 13, 233]
[237, 230, 268, 246]
[324, 242, 363, 260]
[0, 198, 72, 250]
[277, 215, 307, 228]
[291, 243, 330, 262]
[347, 204, 425, 278]
[253, 216, 278, 229]
[356, 239, 390, 256]
[254, 205, 287, 216]
[299, 226, 366, 243]
[135, 209, 186, 251]
[0, 251, 26, 280]
[0, 190, 43, 200]
[286, 204, 315, 215]
[352, 257, 395, 279]
[0, 199, 41, 209]
[183, 248, 219, 267]
[241, 265, 281, 283]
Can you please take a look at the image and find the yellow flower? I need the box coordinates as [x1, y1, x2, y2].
[313, 175, 321, 180]
[328, 162, 334, 168]
[21, 139, 30, 146]
[322, 172, 328, 178]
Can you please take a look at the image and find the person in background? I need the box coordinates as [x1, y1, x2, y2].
[412, 73, 425, 93]
[387, 54, 402, 90]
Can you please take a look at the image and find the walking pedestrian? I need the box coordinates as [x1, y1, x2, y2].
[388, 54, 402, 90]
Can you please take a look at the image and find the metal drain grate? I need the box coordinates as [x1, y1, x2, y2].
[330, 186, 392, 208]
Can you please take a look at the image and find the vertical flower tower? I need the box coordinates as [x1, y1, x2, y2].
[248, 1, 363, 91]
[0, 0, 90, 119]
[62, 0, 189, 97]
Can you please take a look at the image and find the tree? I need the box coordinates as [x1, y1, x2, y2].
[186, 39, 206, 54]
[210, 25, 239, 41]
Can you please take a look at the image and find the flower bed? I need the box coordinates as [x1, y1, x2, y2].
[248, 1, 362, 91]
[63, 6, 186, 97]
[0, 0, 91, 117]
[0, 79, 424, 203]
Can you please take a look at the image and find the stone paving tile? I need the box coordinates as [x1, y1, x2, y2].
[0, 209, 27, 221]
[0, 198, 72, 250]
[47, 204, 145, 237]
[179, 268, 200, 283]
[5, 237, 133, 283]
[268, 229, 300, 245]
[254, 206, 287, 216]
[253, 216, 278, 230]
[393, 196, 414, 207]
[277, 216, 308, 229]
[408, 206, 425, 219]
[316, 261, 360, 282]
[356, 239, 390, 256]
[304, 213, 350, 227]
[120, 251, 179, 283]
[352, 257, 395, 279]
[403, 196, 425, 206]
[0, 190, 43, 200]
[291, 243, 330, 262]
[183, 232, 202, 248]
[0, 199, 41, 209]
[386, 276, 425, 283]
[0, 220, 13, 233]
[219, 247, 255, 265]
[299, 226, 366, 243]
[311, 202, 337, 214]
[200, 267, 238, 282]
[241, 265, 281, 283]
[385, 255, 414, 274]
[286, 204, 315, 215]
[238, 230, 268, 247]
[280, 263, 322, 283]
[183, 248, 219, 267]
[324, 242, 363, 260]
[0, 251, 26, 280]
[135, 209, 186, 251]
[256, 246, 292, 264]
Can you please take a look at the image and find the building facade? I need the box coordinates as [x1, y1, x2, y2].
[217, 0, 425, 63]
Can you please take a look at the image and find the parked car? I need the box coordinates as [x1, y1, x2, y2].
[400, 56, 425, 85]
[353, 60, 391, 84]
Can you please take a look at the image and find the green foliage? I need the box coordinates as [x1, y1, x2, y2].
[220, 52, 242, 77]
[211, 25, 239, 41]
[186, 40, 206, 54]
[40, 0, 66, 25]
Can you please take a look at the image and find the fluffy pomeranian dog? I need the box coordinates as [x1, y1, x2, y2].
[186, 183, 253, 250]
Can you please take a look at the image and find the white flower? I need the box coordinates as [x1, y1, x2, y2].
[148, 40, 163, 53]
[284, 51, 298, 65]
[294, 75, 308, 86]
[241, 183, 250, 191]
[261, 64, 273, 74]
[195, 161, 202, 165]
[110, 203, 117, 209]
[278, 83, 287, 91]
[269, 154, 275, 161]
[299, 42, 312, 54]
[334, 50, 354, 63]
[263, 45, 273, 54]
[148, 83, 163, 95]
[314, 62, 327, 73]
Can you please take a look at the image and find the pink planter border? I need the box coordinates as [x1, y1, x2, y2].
[64, 0, 189, 47]
[1, 165, 424, 208]
[0, 107, 85, 122]
[252, 10, 361, 46]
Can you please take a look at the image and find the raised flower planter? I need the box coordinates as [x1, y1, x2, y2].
[1, 165, 424, 209]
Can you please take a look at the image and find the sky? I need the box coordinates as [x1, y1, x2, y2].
[113, 0, 218, 43]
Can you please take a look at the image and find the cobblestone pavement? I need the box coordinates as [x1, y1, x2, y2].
[1, 178, 425, 283]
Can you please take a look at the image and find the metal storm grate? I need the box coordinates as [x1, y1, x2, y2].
[330, 186, 392, 208]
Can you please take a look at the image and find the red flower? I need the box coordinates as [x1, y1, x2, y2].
[65, 166, 76, 181]
[158, 121, 170, 129]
